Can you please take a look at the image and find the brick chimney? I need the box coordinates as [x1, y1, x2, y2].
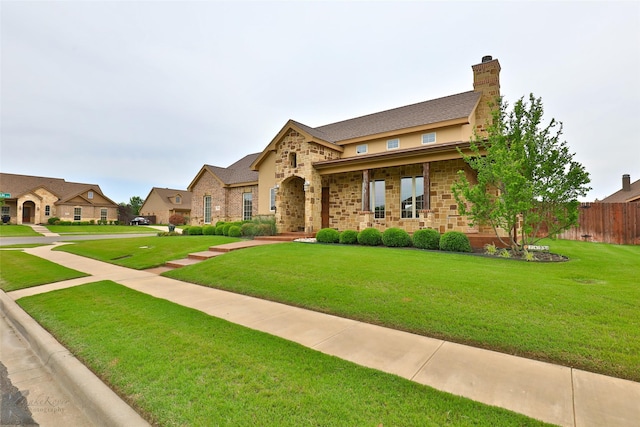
[622, 174, 631, 191]
[472, 55, 501, 134]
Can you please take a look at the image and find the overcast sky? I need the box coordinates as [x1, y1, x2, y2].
[2, 1, 639, 204]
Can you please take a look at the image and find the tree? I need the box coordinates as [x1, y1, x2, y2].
[129, 196, 144, 215]
[452, 94, 591, 251]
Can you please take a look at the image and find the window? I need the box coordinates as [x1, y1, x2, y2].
[175, 196, 181, 204]
[1, 206, 9, 216]
[289, 153, 297, 168]
[270, 187, 277, 212]
[401, 176, 424, 218]
[387, 138, 400, 150]
[45, 205, 51, 216]
[203, 195, 212, 224]
[243, 193, 253, 221]
[74, 207, 81, 221]
[88, 191, 94, 199]
[370, 180, 385, 219]
[100, 208, 107, 222]
[356, 144, 368, 154]
[422, 132, 436, 144]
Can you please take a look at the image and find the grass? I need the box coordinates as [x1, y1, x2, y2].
[16, 281, 549, 426]
[164, 239, 640, 381]
[46, 225, 159, 234]
[0, 250, 88, 291]
[0, 224, 41, 237]
[54, 235, 241, 269]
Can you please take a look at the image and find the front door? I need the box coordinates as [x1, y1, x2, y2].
[321, 187, 329, 228]
[22, 206, 31, 223]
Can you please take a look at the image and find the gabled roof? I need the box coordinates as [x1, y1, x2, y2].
[600, 178, 640, 203]
[314, 90, 482, 143]
[251, 91, 481, 170]
[189, 153, 260, 190]
[145, 187, 192, 208]
[0, 173, 117, 205]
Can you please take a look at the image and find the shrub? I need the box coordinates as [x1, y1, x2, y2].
[215, 224, 225, 235]
[316, 228, 340, 244]
[241, 222, 258, 237]
[203, 225, 216, 235]
[412, 229, 441, 250]
[169, 214, 186, 225]
[222, 223, 233, 236]
[357, 227, 382, 246]
[339, 230, 358, 244]
[228, 225, 242, 237]
[439, 231, 472, 252]
[382, 227, 412, 247]
[48, 217, 60, 225]
[256, 223, 273, 236]
[187, 226, 203, 236]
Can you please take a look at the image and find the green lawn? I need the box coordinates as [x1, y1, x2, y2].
[46, 225, 159, 234]
[0, 224, 41, 237]
[164, 239, 640, 381]
[17, 281, 549, 427]
[0, 250, 89, 291]
[54, 235, 242, 269]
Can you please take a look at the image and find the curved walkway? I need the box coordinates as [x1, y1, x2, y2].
[3, 243, 640, 427]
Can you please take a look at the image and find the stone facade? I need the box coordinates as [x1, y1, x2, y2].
[274, 130, 341, 233]
[190, 170, 258, 225]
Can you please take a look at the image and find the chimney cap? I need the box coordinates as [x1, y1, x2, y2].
[482, 55, 493, 63]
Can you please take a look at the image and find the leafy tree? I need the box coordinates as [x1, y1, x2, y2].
[129, 196, 144, 215]
[452, 94, 591, 251]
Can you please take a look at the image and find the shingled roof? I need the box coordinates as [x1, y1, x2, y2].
[148, 187, 192, 206]
[0, 172, 114, 204]
[312, 90, 481, 143]
[203, 153, 260, 186]
[600, 176, 640, 203]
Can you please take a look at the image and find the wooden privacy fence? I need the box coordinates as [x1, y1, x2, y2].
[557, 203, 639, 245]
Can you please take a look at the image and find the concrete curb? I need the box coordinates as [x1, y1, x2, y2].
[0, 291, 150, 427]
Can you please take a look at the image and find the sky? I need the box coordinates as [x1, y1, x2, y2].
[1, 1, 639, 205]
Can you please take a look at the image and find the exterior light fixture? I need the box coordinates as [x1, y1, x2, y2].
[303, 181, 310, 192]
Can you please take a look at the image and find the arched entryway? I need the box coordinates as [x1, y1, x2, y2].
[278, 176, 306, 232]
[21, 201, 36, 224]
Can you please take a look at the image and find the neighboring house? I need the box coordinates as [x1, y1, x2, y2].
[599, 174, 640, 203]
[246, 56, 501, 235]
[188, 153, 260, 225]
[139, 187, 192, 224]
[0, 173, 118, 225]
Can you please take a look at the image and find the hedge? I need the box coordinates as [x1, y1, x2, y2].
[382, 227, 412, 247]
[412, 228, 441, 250]
[439, 231, 472, 252]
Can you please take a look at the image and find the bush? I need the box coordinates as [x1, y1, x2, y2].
[413, 229, 441, 250]
[339, 230, 358, 244]
[215, 224, 225, 235]
[48, 217, 60, 225]
[316, 228, 340, 244]
[382, 227, 412, 247]
[203, 225, 216, 235]
[222, 223, 233, 236]
[187, 226, 203, 236]
[439, 231, 472, 252]
[241, 222, 258, 237]
[357, 227, 382, 246]
[169, 214, 186, 225]
[228, 225, 242, 237]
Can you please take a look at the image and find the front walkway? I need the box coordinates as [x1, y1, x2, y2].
[6, 243, 640, 427]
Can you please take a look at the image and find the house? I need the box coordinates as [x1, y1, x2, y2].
[139, 187, 192, 224]
[188, 56, 501, 235]
[600, 174, 640, 203]
[0, 173, 118, 225]
[251, 56, 500, 235]
[188, 153, 260, 225]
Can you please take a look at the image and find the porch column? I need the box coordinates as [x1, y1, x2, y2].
[362, 169, 370, 211]
[423, 162, 431, 210]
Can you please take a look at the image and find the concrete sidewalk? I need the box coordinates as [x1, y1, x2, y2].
[5, 243, 640, 426]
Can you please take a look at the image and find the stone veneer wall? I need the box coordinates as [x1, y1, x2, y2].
[274, 129, 341, 233]
[324, 159, 484, 234]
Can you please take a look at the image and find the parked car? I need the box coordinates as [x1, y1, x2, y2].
[130, 217, 150, 225]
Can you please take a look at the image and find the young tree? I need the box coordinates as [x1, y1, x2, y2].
[452, 94, 591, 251]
